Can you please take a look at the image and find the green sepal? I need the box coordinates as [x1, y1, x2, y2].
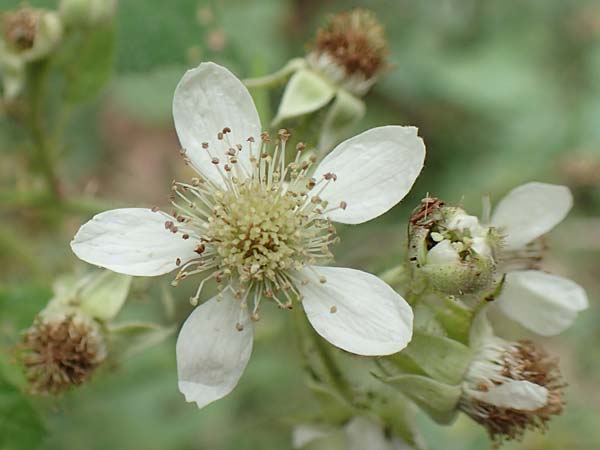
[273, 68, 335, 124]
[77, 271, 132, 321]
[402, 332, 472, 385]
[318, 88, 365, 152]
[374, 373, 461, 424]
[429, 296, 473, 345]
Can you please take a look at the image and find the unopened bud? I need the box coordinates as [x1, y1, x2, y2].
[1, 8, 63, 61]
[21, 310, 107, 395]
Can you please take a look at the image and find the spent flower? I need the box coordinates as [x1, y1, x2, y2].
[71, 62, 426, 408]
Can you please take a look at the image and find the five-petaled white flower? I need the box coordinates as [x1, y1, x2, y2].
[70, 62, 426, 408]
[490, 182, 588, 336]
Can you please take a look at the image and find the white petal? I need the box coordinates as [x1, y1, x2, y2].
[292, 424, 333, 448]
[427, 240, 459, 265]
[300, 266, 413, 356]
[71, 208, 198, 276]
[344, 417, 395, 450]
[497, 270, 588, 336]
[491, 182, 572, 250]
[172, 62, 261, 186]
[473, 380, 548, 410]
[176, 293, 253, 409]
[313, 126, 426, 224]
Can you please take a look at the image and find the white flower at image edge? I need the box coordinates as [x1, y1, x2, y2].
[70, 62, 426, 408]
[490, 182, 588, 336]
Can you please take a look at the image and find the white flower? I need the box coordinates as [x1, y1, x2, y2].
[70, 62, 425, 408]
[293, 417, 413, 450]
[490, 182, 588, 335]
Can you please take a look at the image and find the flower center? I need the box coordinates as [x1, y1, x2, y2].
[165, 128, 344, 321]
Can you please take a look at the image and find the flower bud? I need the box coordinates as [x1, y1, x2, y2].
[21, 310, 107, 395]
[460, 336, 564, 443]
[408, 197, 500, 296]
[59, 0, 117, 28]
[1, 8, 63, 62]
[307, 9, 388, 96]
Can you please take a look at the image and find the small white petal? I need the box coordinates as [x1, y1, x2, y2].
[491, 182, 573, 250]
[497, 270, 588, 336]
[292, 424, 333, 448]
[473, 380, 548, 410]
[300, 266, 413, 356]
[176, 293, 253, 409]
[344, 417, 396, 450]
[173, 62, 261, 186]
[314, 126, 426, 224]
[71, 208, 198, 276]
[427, 240, 460, 265]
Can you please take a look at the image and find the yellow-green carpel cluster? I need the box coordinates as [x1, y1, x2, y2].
[166, 129, 341, 321]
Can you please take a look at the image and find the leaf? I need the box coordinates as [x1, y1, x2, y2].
[0, 372, 45, 450]
[62, 24, 116, 103]
[375, 373, 461, 425]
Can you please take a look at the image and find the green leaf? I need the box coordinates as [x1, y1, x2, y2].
[273, 69, 335, 124]
[0, 372, 45, 450]
[403, 333, 472, 385]
[376, 373, 461, 425]
[62, 25, 115, 103]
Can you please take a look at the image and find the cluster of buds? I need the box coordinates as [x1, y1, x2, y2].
[408, 197, 501, 296]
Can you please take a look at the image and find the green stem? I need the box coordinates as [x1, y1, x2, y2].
[243, 58, 306, 89]
[27, 60, 62, 199]
[293, 304, 354, 403]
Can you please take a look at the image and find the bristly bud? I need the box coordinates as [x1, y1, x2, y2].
[307, 9, 388, 96]
[408, 197, 501, 296]
[21, 310, 107, 395]
[460, 337, 564, 444]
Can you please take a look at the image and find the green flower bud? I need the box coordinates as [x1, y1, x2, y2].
[59, 0, 117, 28]
[408, 197, 501, 296]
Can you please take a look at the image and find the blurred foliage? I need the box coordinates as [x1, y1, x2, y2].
[1, 0, 599, 449]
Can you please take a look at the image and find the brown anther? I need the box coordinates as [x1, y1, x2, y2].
[182, 234, 190, 240]
[235, 322, 244, 331]
[227, 148, 236, 156]
[194, 243, 205, 254]
[224, 164, 232, 172]
[296, 142, 306, 152]
[211, 157, 220, 164]
[339, 201, 347, 210]
[151, 206, 159, 212]
[306, 178, 317, 189]
[311, 196, 322, 204]
[236, 144, 242, 151]
[170, 226, 179, 233]
[164, 221, 174, 230]
[222, 127, 231, 134]
[323, 172, 337, 181]
[247, 136, 255, 143]
[176, 258, 181, 266]
[330, 306, 337, 313]
[278, 129, 291, 140]
[202, 142, 209, 149]
[217, 132, 224, 140]
[309, 155, 317, 163]
[260, 131, 271, 142]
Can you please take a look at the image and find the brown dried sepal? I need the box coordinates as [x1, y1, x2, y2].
[2, 8, 41, 51]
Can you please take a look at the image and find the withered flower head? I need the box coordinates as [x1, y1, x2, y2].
[460, 338, 564, 445]
[307, 9, 388, 95]
[2, 8, 42, 51]
[21, 311, 107, 395]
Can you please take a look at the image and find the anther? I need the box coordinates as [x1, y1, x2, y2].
[319, 276, 327, 284]
[151, 206, 159, 212]
[202, 142, 209, 149]
[217, 132, 224, 140]
[222, 127, 231, 134]
[296, 142, 306, 152]
[339, 201, 347, 210]
[211, 157, 220, 164]
[330, 306, 337, 313]
[235, 322, 244, 331]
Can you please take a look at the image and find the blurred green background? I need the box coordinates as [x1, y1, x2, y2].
[1, 0, 599, 449]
